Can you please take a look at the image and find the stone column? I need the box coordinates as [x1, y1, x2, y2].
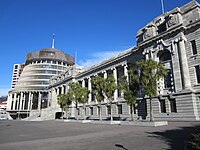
[103, 71, 107, 102]
[103, 70, 107, 79]
[82, 79, 85, 87]
[113, 67, 118, 100]
[13, 93, 17, 110]
[61, 85, 64, 94]
[22, 93, 26, 110]
[88, 77, 92, 102]
[38, 92, 42, 110]
[143, 50, 149, 60]
[123, 63, 128, 81]
[28, 92, 31, 110]
[19, 92, 23, 110]
[177, 33, 191, 89]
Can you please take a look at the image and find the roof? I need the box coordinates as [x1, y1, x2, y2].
[26, 48, 75, 64]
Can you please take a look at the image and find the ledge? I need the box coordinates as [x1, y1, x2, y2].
[91, 120, 121, 125]
[120, 121, 168, 127]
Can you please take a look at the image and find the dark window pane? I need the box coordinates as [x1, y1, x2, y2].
[170, 99, 177, 113]
[107, 106, 111, 115]
[195, 66, 200, 84]
[118, 105, 122, 114]
[90, 107, 93, 115]
[191, 40, 197, 55]
[160, 100, 166, 113]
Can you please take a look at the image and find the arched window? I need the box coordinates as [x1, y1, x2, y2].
[158, 50, 173, 90]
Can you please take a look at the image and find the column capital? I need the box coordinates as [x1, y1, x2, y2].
[102, 70, 107, 73]
[111, 67, 116, 71]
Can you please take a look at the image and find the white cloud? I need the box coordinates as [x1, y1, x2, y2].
[0, 88, 9, 97]
[78, 51, 123, 68]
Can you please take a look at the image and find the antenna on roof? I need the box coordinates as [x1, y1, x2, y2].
[161, 0, 165, 14]
[52, 33, 55, 48]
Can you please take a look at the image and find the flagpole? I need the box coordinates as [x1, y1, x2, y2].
[161, 0, 165, 14]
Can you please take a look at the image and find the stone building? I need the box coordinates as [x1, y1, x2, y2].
[48, 1, 200, 121]
[7, 45, 75, 118]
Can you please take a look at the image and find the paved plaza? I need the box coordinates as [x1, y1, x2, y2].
[0, 120, 200, 150]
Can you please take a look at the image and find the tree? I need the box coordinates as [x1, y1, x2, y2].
[119, 72, 139, 121]
[137, 59, 167, 122]
[77, 87, 89, 120]
[91, 76, 105, 120]
[57, 94, 71, 119]
[65, 92, 73, 119]
[68, 82, 81, 120]
[104, 75, 118, 121]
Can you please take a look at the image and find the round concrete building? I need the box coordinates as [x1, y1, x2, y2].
[7, 47, 75, 119]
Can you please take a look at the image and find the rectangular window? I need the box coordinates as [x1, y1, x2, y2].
[90, 107, 93, 115]
[158, 23, 167, 33]
[107, 106, 111, 115]
[160, 100, 166, 113]
[195, 66, 200, 84]
[191, 40, 197, 55]
[117, 105, 122, 114]
[170, 99, 177, 113]
[14, 65, 18, 69]
[164, 70, 172, 88]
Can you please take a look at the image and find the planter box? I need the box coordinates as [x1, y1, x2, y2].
[120, 121, 168, 127]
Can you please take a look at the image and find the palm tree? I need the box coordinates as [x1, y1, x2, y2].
[91, 76, 105, 120]
[119, 74, 138, 121]
[57, 94, 68, 119]
[65, 92, 73, 119]
[137, 59, 167, 122]
[77, 87, 89, 120]
[68, 82, 81, 120]
[104, 75, 118, 121]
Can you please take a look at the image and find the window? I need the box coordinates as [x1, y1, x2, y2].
[164, 70, 172, 88]
[107, 106, 111, 115]
[160, 100, 166, 113]
[117, 105, 122, 114]
[170, 98, 177, 113]
[90, 107, 93, 115]
[191, 40, 197, 55]
[158, 23, 167, 34]
[195, 66, 200, 84]
[91, 93, 95, 102]
[39, 51, 55, 57]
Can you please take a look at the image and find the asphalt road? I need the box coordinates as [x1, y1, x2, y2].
[0, 120, 199, 150]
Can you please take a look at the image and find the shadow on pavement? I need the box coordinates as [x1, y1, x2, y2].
[146, 123, 200, 150]
[115, 144, 128, 150]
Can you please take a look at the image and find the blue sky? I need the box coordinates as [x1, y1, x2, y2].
[0, 0, 196, 96]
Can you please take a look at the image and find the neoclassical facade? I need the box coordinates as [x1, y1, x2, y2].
[7, 47, 75, 118]
[47, 1, 200, 121]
